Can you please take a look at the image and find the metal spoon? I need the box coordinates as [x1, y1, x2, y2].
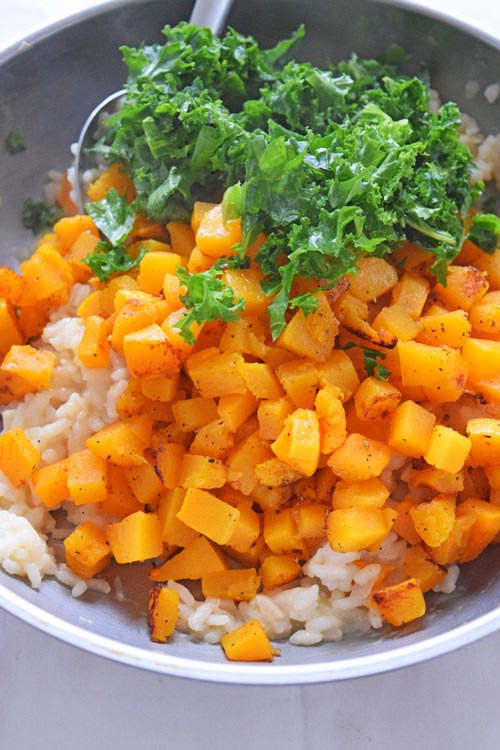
[72, 0, 233, 211]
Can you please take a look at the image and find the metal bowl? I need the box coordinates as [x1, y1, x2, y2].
[1, 0, 500, 685]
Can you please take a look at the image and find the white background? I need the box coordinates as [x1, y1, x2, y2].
[1, 1, 500, 748]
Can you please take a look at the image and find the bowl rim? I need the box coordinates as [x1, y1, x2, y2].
[2, 0, 500, 685]
[2, 579, 500, 685]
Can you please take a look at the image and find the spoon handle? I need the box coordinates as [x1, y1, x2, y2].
[189, 0, 233, 34]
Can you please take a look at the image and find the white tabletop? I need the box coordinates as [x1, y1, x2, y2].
[1, 1, 500, 748]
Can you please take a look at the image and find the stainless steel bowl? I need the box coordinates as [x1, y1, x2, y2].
[1, 0, 500, 685]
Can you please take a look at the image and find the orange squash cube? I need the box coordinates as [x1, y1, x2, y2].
[63, 521, 111, 579]
[387, 400, 436, 458]
[402, 545, 446, 593]
[78, 315, 110, 368]
[409, 493, 456, 548]
[221, 619, 280, 662]
[176, 487, 239, 545]
[149, 535, 227, 581]
[327, 506, 392, 553]
[31, 459, 69, 509]
[332, 477, 390, 509]
[66, 448, 108, 505]
[271, 408, 321, 477]
[276, 292, 339, 361]
[148, 586, 180, 642]
[433, 264, 488, 311]
[201, 568, 261, 602]
[195, 203, 241, 258]
[0, 428, 40, 486]
[373, 578, 426, 627]
[423, 425, 471, 473]
[327, 433, 392, 481]
[0, 298, 24, 357]
[123, 323, 181, 379]
[106, 510, 163, 563]
[259, 554, 302, 590]
[177, 454, 227, 490]
[466, 418, 500, 467]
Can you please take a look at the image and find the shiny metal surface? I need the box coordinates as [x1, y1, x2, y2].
[0, 0, 500, 684]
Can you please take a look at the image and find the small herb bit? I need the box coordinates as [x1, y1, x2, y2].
[344, 342, 392, 381]
[176, 260, 246, 344]
[85, 240, 146, 283]
[84, 188, 142, 281]
[22, 199, 62, 234]
[5, 128, 26, 154]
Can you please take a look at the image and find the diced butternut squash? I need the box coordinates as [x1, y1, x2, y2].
[390, 270, 429, 319]
[259, 554, 302, 590]
[171, 396, 219, 433]
[97, 464, 142, 518]
[387, 400, 436, 458]
[263, 507, 303, 555]
[0, 428, 40, 486]
[466, 418, 500, 467]
[416, 309, 471, 348]
[226, 432, 271, 496]
[189, 419, 234, 460]
[0, 345, 56, 391]
[176, 487, 239, 545]
[433, 264, 488, 311]
[148, 586, 180, 642]
[123, 323, 181, 379]
[157, 487, 199, 548]
[409, 494, 456, 548]
[402, 545, 446, 593]
[327, 506, 393, 553]
[0, 298, 24, 357]
[63, 521, 111, 579]
[317, 350, 360, 402]
[276, 292, 339, 361]
[201, 568, 260, 602]
[221, 619, 280, 662]
[86, 163, 135, 203]
[225, 502, 261, 553]
[348, 257, 398, 302]
[372, 303, 420, 341]
[257, 397, 295, 441]
[332, 477, 390, 509]
[327, 433, 392, 482]
[185, 348, 247, 398]
[423, 425, 471, 474]
[86, 418, 148, 466]
[177, 454, 227, 490]
[124, 461, 164, 505]
[31, 459, 69, 509]
[149, 535, 227, 581]
[66, 448, 108, 505]
[275, 359, 318, 409]
[271, 408, 321, 477]
[153, 442, 185, 489]
[373, 578, 426, 627]
[218, 390, 258, 433]
[137, 249, 182, 295]
[106, 510, 163, 563]
[77, 315, 110, 368]
[195, 203, 241, 258]
[455, 498, 500, 563]
[353, 377, 401, 421]
[397, 341, 468, 402]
